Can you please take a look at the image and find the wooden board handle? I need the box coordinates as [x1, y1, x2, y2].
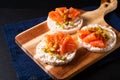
[99, 0, 117, 15]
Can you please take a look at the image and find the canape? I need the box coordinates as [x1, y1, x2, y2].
[35, 32, 77, 65]
[47, 7, 83, 34]
[77, 24, 116, 52]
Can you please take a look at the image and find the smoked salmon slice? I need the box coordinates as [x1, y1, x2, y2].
[55, 7, 67, 16]
[90, 40, 106, 48]
[45, 32, 77, 54]
[48, 11, 64, 23]
[78, 29, 91, 39]
[68, 7, 81, 20]
[60, 35, 77, 54]
[82, 33, 99, 43]
[48, 7, 81, 23]
[78, 26, 110, 48]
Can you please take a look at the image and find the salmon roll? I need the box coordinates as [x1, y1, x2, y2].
[77, 24, 116, 52]
[35, 32, 77, 66]
[47, 7, 83, 34]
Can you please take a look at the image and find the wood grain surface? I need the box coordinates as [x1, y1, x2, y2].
[15, 0, 120, 80]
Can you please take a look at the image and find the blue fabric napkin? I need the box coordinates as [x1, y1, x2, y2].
[0, 6, 120, 80]
[1, 17, 52, 80]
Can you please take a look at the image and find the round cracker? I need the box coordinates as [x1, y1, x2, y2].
[78, 24, 116, 52]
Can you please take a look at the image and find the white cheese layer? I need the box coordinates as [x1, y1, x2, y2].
[78, 24, 116, 52]
[47, 16, 83, 34]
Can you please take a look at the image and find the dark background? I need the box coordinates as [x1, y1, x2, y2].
[0, 0, 101, 26]
[0, 0, 120, 80]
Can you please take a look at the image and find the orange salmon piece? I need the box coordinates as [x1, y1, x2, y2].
[60, 35, 77, 54]
[54, 32, 66, 44]
[78, 29, 91, 39]
[46, 34, 55, 47]
[48, 11, 64, 23]
[90, 40, 106, 48]
[68, 7, 80, 20]
[58, 32, 67, 43]
[46, 32, 65, 45]
[46, 32, 76, 54]
[55, 7, 67, 16]
[83, 33, 99, 43]
[49, 7, 82, 23]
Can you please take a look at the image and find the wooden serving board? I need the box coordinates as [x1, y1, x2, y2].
[15, 0, 120, 80]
